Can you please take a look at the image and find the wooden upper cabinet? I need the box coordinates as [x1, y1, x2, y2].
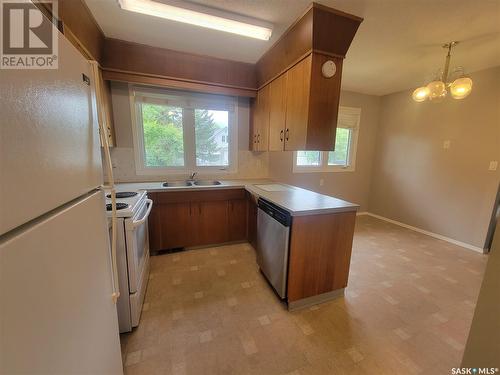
[285, 53, 343, 151]
[284, 55, 311, 150]
[251, 85, 270, 151]
[251, 52, 342, 152]
[268, 73, 288, 151]
[251, 3, 361, 152]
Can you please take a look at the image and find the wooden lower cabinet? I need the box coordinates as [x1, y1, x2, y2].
[159, 202, 192, 249]
[228, 199, 247, 241]
[192, 200, 229, 246]
[287, 210, 356, 302]
[246, 192, 258, 249]
[148, 189, 247, 252]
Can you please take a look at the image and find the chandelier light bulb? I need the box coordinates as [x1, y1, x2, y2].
[450, 77, 473, 99]
[426, 81, 447, 100]
[412, 86, 430, 102]
[411, 41, 472, 104]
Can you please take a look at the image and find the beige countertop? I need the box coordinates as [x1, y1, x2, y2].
[114, 179, 358, 216]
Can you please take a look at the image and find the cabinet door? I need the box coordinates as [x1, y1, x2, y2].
[147, 193, 162, 252]
[246, 192, 258, 249]
[159, 202, 192, 249]
[250, 97, 259, 151]
[252, 86, 270, 151]
[228, 199, 247, 241]
[192, 201, 229, 246]
[284, 55, 311, 151]
[257, 84, 270, 151]
[268, 74, 287, 151]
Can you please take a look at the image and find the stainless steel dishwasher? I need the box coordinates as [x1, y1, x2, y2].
[256, 198, 292, 299]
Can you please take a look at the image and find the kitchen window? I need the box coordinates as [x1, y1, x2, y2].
[293, 106, 361, 173]
[131, 87, 238, 175]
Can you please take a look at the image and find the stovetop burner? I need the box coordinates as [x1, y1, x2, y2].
[106, 203, 129, 211]
[106, 192, 138, 199]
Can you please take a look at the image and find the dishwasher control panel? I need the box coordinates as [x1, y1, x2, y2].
[257, 198, 292, 227]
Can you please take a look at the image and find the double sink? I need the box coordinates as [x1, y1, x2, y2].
[162, 180, 222, 187]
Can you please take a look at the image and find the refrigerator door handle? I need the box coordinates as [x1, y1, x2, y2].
[89, 60, 120, 303]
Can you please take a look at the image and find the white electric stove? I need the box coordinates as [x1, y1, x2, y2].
[105, 189, 152, 332]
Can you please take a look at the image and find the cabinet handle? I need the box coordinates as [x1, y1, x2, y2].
[199, 204, 201, 215]
[285, 128, 289, 141]
[253, 134, 257, 143]
[257, 134, 260, 143]
[280, 129, 284, 142]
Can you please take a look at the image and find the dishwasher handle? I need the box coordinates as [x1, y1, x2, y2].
[258, 198, 292, 227]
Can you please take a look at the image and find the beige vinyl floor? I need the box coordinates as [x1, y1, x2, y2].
[121, 215, 487, 375]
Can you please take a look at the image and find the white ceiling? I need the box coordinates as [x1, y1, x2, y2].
[85, 0, 500, 95]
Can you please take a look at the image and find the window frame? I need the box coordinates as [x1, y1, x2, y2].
[293, 106, 361, 173]
[129, 85, 238, 176]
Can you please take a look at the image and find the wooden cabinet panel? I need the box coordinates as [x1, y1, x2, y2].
[152, 189, 244, 204]
[251, 85, 270, 151]
[284, 55, 311, 151]
[147, 193, 162, 253]
[159, 202, 192, 249]
[255, 3, 362, 87]
[148, 189, 251, 250]
[192, 201, 229, 246]
[246, 192, 258, 249]
[251, 53, 342, 152]
[268, 74, 287, 151]
[228, 199, 247, 241]
[305, 54, 342, 150]
[287, 211, 356, 302]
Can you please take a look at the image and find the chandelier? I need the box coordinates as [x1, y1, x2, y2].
[412, 41, 473, 102]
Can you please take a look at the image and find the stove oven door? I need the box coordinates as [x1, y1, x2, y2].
[124, 198, 153, 294]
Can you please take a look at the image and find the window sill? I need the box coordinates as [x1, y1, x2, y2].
[135, 167, 237, 176]
[292, 166, 355, 174]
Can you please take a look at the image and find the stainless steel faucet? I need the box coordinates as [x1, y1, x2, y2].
[189, 172, 197, 181]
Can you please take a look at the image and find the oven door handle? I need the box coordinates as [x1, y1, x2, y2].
[130, 199, 153, 229]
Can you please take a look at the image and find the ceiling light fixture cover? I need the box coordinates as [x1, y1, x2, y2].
[412, 41, 473, 103]
[450, 77, 473, 99]
[118, 0, 273, 40]
[412, 86, 430, 102]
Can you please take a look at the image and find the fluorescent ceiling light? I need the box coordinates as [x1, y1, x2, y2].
[118, 0, 272, 40]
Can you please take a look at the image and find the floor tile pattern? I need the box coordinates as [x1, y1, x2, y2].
[121, 216, 487, 375]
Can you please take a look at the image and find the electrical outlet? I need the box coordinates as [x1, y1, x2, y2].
[488, 161, 498, 171]
[443, 140, 451, 150]
[319, 178, 324, 186]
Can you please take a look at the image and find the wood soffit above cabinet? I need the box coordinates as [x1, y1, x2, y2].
[40, 0, 362, 97]
[256, 3, 363, 88]
[101, 38, 257, 96]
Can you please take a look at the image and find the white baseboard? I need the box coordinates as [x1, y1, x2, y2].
[358, 212, 485, 254]
[356, 211, 369, 216]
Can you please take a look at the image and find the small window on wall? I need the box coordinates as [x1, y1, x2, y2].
[131, 87, 238, 175]
[293, 107, 361, 173]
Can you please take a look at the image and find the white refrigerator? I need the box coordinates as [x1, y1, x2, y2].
[0, 16, 123, 375]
